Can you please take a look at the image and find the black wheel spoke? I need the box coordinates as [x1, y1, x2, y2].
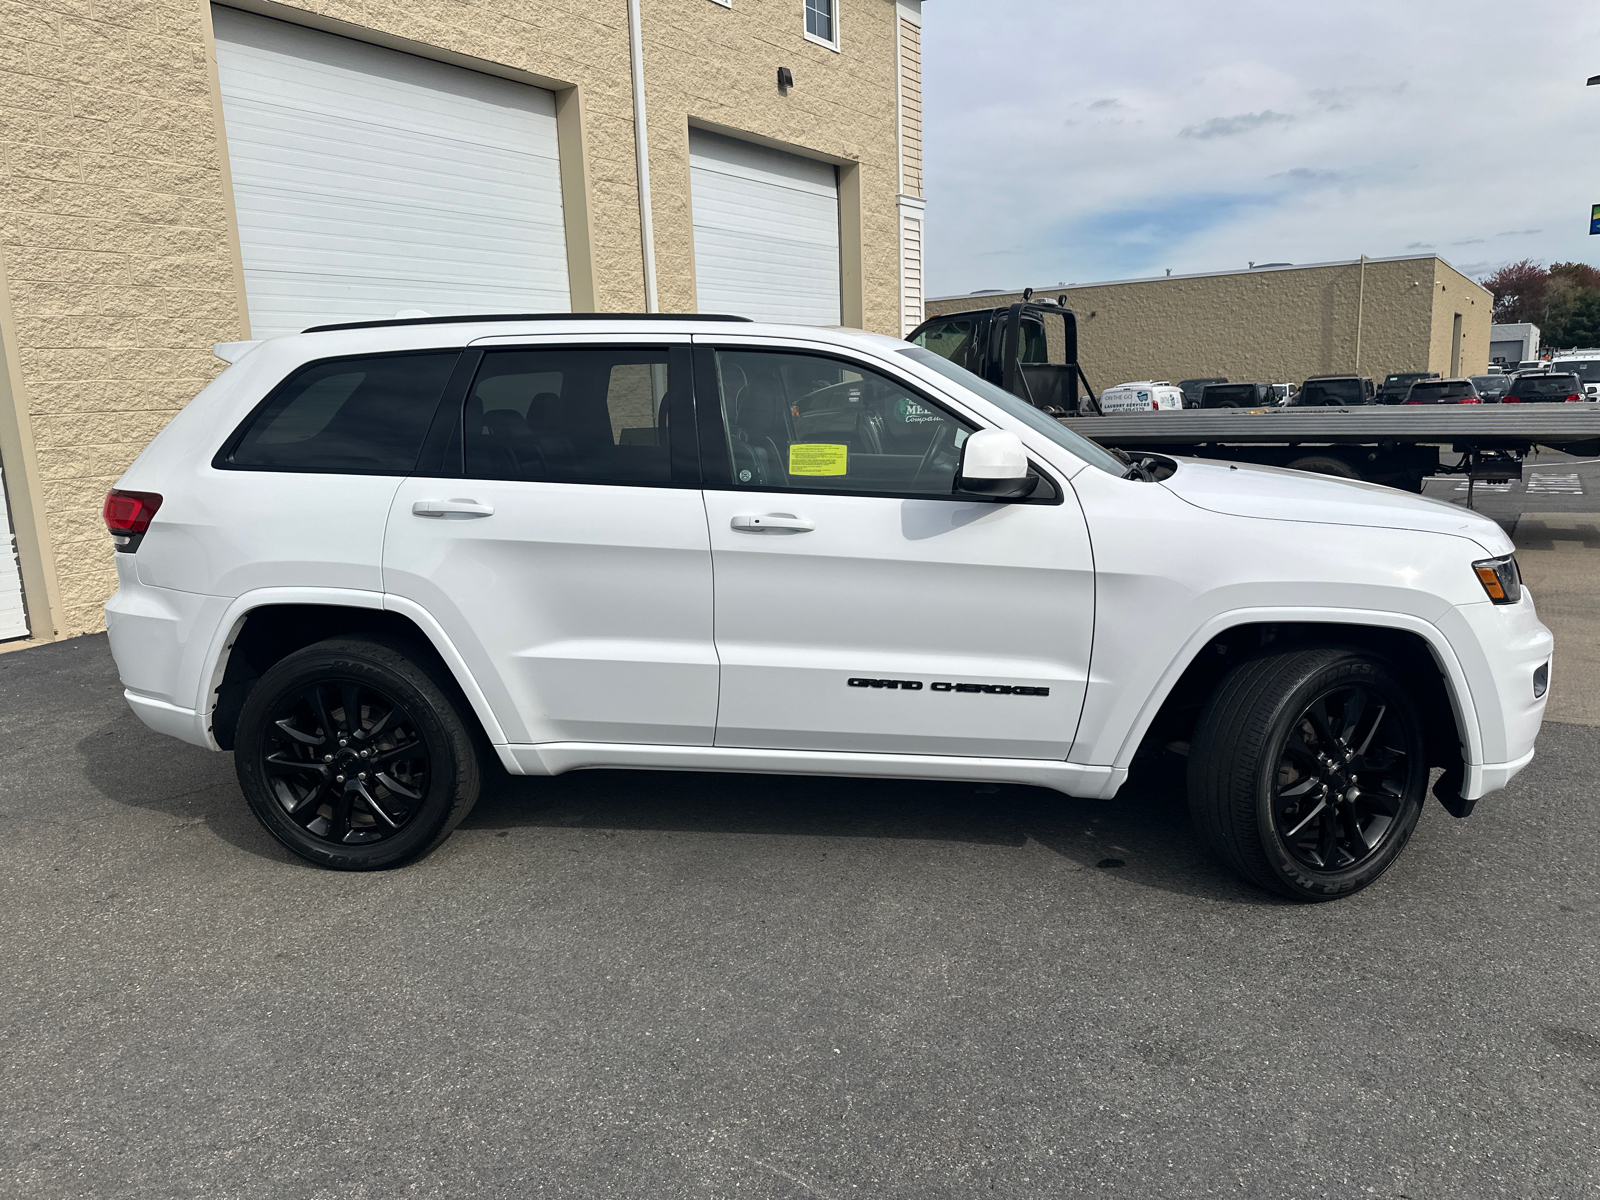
[375, 771, 422, 802]
[356, 782, 400, 828]
[265, 752, 326, 778]
[1305, 697, 1341, 752]
[273, 718, 323, 746]
[367, 740, 421, 769]
[1362, 786, 1403, 817]
[308, 684, 338, 743]
[326, 788, 354, 842]
[341, 683, 364, 738]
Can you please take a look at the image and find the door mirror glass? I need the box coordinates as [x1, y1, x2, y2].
[956, 429, 1038, 500]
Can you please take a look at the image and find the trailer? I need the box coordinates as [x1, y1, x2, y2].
[1061, 406, 1600, 491]
[906, 300, 1600, 490]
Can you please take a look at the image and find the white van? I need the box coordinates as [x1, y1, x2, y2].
[1100, 380, 1184, 413]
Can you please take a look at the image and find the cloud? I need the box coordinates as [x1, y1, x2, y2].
[1496, 229, 1542, 237]
[1272, 167, 1342, 186]
[1406, 242, 1435, 250]
[1452, 238, 1486, 246]
[1088, 98, 1121, 110]
[1179, 110, 1294, 139]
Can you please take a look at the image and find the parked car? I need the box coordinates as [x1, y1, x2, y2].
[1270, 382, 1294, 404]
[102, 314, 1550, 902]
[1404, 378, 1481, 405]
[1177, 377, 1227, 408]
[1547, 356, 1600, 401]
[1469, 375, 1511, 402]
[1502, 372, 1585, 403]
[1100, 380, 1185, 412]
[1378, 371, 1440, 404]
[1290, 375, 1377, 406]
[1199, 382, 1275, 409]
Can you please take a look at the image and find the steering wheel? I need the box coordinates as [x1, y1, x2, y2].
[912, 421, 959, 487]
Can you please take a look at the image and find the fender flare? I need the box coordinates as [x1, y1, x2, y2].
[194, 587, 509, 751]
[1106, 605, 1484, 777]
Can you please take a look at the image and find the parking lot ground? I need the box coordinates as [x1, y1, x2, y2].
[3, 636, 1600, 1198]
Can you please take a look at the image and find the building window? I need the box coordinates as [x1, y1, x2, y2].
[804, 0, 836, 47]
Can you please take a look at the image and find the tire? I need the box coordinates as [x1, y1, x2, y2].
[1285, 454, 1359, 480]
[1188, 648, 1428, 902]
[234, 636, 482, 870]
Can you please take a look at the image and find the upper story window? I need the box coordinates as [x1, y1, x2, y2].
[804, 0, 837, 48]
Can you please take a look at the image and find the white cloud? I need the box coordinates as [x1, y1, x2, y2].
[922, 0, 1600, 297]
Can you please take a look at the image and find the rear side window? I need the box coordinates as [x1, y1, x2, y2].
[221, 352, 458, 473]
[1512, 374, 1580, 398]
[462, 346, 684, 485]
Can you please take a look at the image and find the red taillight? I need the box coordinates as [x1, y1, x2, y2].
[1502, 396, 1521, 403]
[1566, 394, 1581, 403]
[103, 489, 163, 535]
[1461, 397, 1481, 404]
[1152, 400, 1160, 411]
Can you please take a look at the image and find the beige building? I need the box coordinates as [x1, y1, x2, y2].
[927, 254, 1493, 400]
[0, 0, 928, 643]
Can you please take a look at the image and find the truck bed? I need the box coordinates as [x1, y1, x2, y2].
[1062, 406, 1600, 451]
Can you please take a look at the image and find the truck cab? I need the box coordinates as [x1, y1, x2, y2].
[909, 297, 1094, 415]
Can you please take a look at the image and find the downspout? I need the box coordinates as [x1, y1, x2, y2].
[626, 0, 660, 313]
[1354, 253, 1367, 372]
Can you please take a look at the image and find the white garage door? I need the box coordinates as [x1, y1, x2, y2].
[212, 7, 571, 338]
[0, 463, 29, 641]
[689, 130, 841, 325]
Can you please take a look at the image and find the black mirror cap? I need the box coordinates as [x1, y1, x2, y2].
[956, 472, 1040, 501]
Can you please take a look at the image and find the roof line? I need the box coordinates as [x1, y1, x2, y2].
[302, 312, 752, 333]
[929, 253, 1487, 303]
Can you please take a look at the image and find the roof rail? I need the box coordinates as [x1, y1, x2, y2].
[302, 312, 753, 334]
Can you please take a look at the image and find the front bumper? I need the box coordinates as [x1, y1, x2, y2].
[1440, 591, 1552, 801]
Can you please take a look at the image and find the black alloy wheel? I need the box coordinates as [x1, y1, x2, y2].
[261, 679, 430, 846]
[1189, 648, 1428, 901]
[234, 637, 481, 870]
[1271, 684, 1412, 872]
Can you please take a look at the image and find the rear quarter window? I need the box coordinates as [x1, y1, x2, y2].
[218, 351, 459, 473]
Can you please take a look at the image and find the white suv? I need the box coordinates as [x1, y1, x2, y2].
[103, 315, 1552, 900]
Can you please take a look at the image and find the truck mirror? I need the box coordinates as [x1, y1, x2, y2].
[956, 430, 1038, 500]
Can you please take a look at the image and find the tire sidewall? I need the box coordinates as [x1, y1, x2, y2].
[235, 643, 470, 870]
[1252, 658, 1427, 900]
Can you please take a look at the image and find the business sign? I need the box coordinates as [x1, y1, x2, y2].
[1592, 203, 1600, 235]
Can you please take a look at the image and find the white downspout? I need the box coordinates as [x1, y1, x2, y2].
[627, 0, 660, 313]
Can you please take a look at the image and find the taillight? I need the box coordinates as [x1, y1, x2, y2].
[1566, 394, 1581, 403]
[1151, 400, 1160, 411]
[1461, 397, 1481, 404]
[1502, 396, 1521, 403]
[103, 489, 162, 550]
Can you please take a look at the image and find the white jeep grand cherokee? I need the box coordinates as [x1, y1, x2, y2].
[103, 315, 1551, 900]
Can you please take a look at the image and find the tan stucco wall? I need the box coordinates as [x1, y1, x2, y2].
[927, 256, 1494, 395]
[0, 0, 907, 637]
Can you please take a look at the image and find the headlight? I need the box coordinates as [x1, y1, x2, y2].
[1472, 554, 1522, 604]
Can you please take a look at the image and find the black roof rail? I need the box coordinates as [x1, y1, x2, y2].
[302, 312, 753, 334]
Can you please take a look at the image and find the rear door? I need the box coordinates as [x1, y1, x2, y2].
[382, 337, 718, 747]
[694, 337, 1094, 760]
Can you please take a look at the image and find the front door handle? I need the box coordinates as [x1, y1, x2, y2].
[730, 513, 814, 534]
[412, 498, 495, 519]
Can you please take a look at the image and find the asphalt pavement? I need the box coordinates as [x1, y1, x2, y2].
[2, 636, 1598, 1198]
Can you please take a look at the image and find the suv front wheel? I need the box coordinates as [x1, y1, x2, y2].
[1188, 648, 1428, 901]
[233, 637, 482, 870]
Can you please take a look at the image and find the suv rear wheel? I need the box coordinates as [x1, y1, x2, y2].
[234, 637, 482, 870]
[1188, 648, 1428, 901]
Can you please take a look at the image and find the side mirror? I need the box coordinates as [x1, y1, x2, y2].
[956, 429, 1038, 500]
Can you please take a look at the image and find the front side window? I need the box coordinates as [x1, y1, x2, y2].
[713, 349, 970, 495]
[911, 316, 979, 372]
[222, 351, 458, 473]
[463, 347, 681, 484]
[804, 0, 834, 43]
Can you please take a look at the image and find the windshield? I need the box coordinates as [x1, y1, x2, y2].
[1552, 359, 1600, 383]
[897, 345, 1127, 476]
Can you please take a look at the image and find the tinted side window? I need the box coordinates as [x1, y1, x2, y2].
[912, 317, 979, 372]
[224, 352, 458, 473]
[463, 347, 678, 484]
[713, 349, 973, 496]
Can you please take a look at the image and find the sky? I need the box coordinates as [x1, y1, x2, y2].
[920, 0, 1600, 299]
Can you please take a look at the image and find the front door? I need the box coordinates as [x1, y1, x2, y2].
[695, 340, 1094, 760]
[383, 339, 718, 747]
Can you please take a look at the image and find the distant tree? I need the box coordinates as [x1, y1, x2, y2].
[1480, 259, 1549, 323]
[1547, 261, 1600, 291]
[1546, 290, 1600, 349]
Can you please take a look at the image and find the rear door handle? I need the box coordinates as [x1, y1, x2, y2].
[730, 513, 814, 534]
[412, 498, 495, 519]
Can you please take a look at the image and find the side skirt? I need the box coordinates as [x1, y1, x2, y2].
[499, 742, 1126, 800]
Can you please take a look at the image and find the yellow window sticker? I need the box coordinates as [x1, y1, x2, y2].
[788, 443, 848, 476]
